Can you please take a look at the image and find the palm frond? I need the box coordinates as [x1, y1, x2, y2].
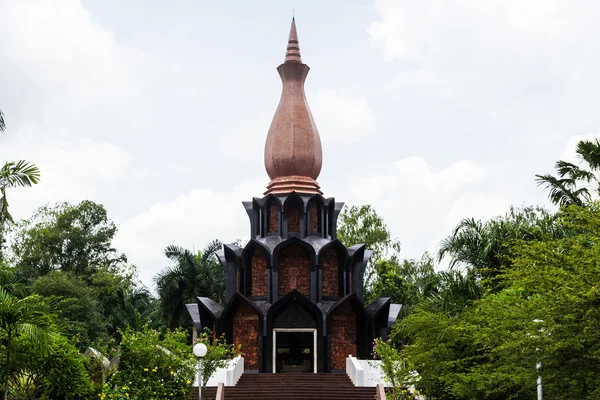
[535, 173, 584, 206]
[576, 139, 600, 170]
[0, 160, 41, 187]
[555, 160, 596, 182]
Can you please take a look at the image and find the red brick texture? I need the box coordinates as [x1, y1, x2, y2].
[268, 204, 279, 233]
[232, 301, 260, 370]
[330, 302, 357, 370]
[287, 203, 301, 232]
[251, 247, 268, 297]
[278, 245, 310, 296]
[308, 201, 319, 233]
[322, 247, 339, 297]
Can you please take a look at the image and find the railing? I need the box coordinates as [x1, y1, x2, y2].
[203, 356, 245, 386]
[346, 356, 387, 387]
[215, 382, 225, 400]
[376, 383, 386, 400]
[346, 356, 364, 386]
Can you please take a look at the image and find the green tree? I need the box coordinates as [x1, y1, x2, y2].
[438, 206, 564, 286]
[536, 138, 600, 206]
[337, 204, 401, 262]
[398, 205, 600, 400]
[0, 290, 55, 400]
[31, 271, 106, 348]
[11, 200, 127, 279]
[155, 241, 225, 329]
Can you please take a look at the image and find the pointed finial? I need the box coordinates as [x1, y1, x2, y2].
[284, 17, 302, 63]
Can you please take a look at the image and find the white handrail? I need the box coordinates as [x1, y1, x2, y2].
[346, 356, 364, 386]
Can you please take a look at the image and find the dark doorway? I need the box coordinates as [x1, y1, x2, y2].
[275, 331, 314, 373]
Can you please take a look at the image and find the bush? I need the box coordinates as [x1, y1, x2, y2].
[101, 327, 196, 400]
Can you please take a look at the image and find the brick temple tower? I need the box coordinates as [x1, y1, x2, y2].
[187, 18, 400, 373]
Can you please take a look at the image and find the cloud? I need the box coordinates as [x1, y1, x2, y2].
[367, 0, 600, 125]
[311, 88, 377, 144]
[114, 178, 265, 287]
[0, 0, 146, 129]
[4, 137, 131, 218]
[330, 155, 492, 260]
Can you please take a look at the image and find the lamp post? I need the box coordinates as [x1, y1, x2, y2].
[533, 319, 543, 400]
[193, 343, 208, 400]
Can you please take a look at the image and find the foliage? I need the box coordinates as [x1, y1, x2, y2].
[0, 161, 40, 225]
[30, 271, 106, 348]
[102, 326, 196, 400]
[337, 204, 401, 262]
[0, 265, 25, 298]
[11, 200, 128, 279]
[0, 110, 5, 132]
[0, 290, 55, 400]
[337, 204, 401, 295]
[8, 333, 94, 400]
[438, 206, 565, 287]
[367, 253, 436, 307]
[372, 338, 414, 400]
[397, 205, 600, 399]
[196, 329, 239, 400]
[155, 241, 225, 329]
[536, 138, 600, 206]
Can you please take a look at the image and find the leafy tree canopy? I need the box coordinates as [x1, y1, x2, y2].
[10, 200, 128, 280]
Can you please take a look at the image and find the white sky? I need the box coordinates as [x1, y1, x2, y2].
[1, 0, 598, 288]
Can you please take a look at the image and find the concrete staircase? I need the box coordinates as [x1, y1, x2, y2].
[200, 373, 377, 400]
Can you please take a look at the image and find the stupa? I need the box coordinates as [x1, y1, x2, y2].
[187, 18, 400, 373]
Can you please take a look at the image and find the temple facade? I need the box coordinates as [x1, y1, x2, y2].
[186, 18, 400, 374]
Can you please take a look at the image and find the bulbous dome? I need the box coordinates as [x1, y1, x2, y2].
[263, 18, 323, 195]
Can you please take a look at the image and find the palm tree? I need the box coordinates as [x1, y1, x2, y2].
[0, 160, 40, 224]
[154, 240, 225, 329]
[0, 289, 55, 400]
[438, 206, 565, 286]
[0, 111, 41, 224]
[536, 139, 600, 206]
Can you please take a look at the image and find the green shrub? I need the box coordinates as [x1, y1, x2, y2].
[101, 327, 196, 400]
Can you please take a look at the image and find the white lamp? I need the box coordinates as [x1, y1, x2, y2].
[193, 343, 207, 358]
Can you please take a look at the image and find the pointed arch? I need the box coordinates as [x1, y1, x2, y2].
[221, 293, 263, 371]
[307, 194, 324, 236]
[318, 240, 348, 298]
[273, 238, 315, 297]
[283, 192, 304, 235]
[263, 194, 282, 236]
[242, 239, 272, 298]
[267, 289, 323, 331]
[327, 293, 367, 370]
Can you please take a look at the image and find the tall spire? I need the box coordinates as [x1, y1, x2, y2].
[285, 17, 302, 63]
[263, 18, 323, 195]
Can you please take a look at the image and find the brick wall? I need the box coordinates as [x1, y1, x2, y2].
[308, 201, 319, 233]
[287, 203, 301, 232]
[278, 246, 310, 296]
[330, 302, 357, 370]
[268, 204, 279, 233]
[322, 247, 339, 297]
[251, 247, 267, 297]
[232, 301, 260, 370]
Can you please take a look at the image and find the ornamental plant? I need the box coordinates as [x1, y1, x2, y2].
[372, 338, 414, 400]
[196, 329, 239, 400]
[101, 326, 196, 400]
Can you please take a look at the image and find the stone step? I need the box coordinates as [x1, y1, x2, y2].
[195, 373, 377, 400]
